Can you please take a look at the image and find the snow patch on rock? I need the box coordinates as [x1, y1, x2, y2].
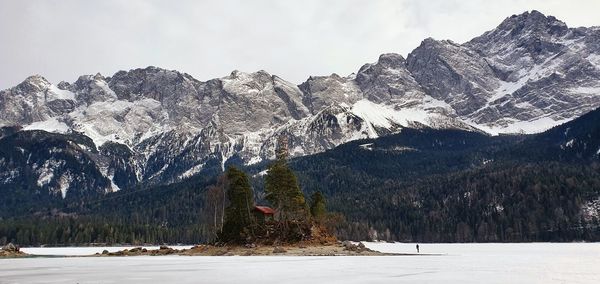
[35, 160, 64, 187]
[582, 198, 600, 222]
[587, 54, 600, 70]
[48, 85, 75, 101]
[470, 116, 575, 135]
[57, 172, 72, 199]
[565, 139, 575, 148]
[68, 98, 168, 147]
[359, 143, 374, 151]
[178, 163, 205, 180]
[351, 99, 434, 130]
[24, 117, 70, 133]
[108, 176, 121, 193]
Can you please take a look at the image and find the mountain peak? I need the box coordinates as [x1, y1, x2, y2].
[416, 37, 460, 50]
[498, 10, 568, 35]
[421, 37, 439, 45]
[93, 73, 105, 80]
[15, 75, 51, 92]
[23, 74, 50, 84]
[377, 53, 406, 68]
[228, 69, 273, 81]
[519, 10, 564, 24]
[517, 10, 547, 20]
[111, 66, 177, 79]
[467, 10, 571, 54]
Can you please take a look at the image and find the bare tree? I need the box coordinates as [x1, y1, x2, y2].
[204, 174, 229, 241]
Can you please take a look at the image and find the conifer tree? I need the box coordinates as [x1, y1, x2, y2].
[219, 167, 255, 242]
[265, 136, 307, 223]
[309, 191, 327, 220]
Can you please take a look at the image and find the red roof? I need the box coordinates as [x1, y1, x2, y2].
[254, 206, 275, 214]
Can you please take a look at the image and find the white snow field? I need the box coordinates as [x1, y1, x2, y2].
[1, 243, 598, 283]
[20, 245, 194, 256]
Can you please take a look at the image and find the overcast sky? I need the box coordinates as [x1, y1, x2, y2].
[1, 0, 600, 89]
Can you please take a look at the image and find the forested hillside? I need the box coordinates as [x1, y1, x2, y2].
[287, 109, 600, 241]
[2, 109, 600, 245]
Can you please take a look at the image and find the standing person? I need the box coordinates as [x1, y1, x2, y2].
[416, 244, 420, 253]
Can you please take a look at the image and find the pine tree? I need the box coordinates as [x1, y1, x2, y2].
[310, 191, 327, 221]
[265, 136, 307, 223]
[219, 167, 255, 243]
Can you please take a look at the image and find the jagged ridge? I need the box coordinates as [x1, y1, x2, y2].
[1, 10, 600, 197]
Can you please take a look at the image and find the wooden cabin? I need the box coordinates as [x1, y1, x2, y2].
[254, 205, 275, 223]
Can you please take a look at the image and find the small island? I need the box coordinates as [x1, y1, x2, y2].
[90, 241, 396, 257]
[161, 137, 373, 256]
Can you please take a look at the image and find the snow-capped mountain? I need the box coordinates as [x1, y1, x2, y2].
[408, 10, 600, 134]
[1, 10, 600, 198]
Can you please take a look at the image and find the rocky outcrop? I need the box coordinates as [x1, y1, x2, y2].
[95, 246, 180, 256]
[0, 243, 26, 258]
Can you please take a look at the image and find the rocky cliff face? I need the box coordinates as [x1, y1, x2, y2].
[1, 10, 600, 198]
[463, 11, 600, 131]
[356, 53, 427, 105]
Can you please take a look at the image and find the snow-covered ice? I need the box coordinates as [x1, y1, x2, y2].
[4, 243, 599, 283]
[20, 245, 193, 256]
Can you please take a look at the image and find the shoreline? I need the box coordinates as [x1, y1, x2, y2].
[2, 242, 420, 258]
[86, 242, 406, 257]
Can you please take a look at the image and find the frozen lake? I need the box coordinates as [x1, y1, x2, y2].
[19, 245, 194, 256]
[2, 243, 599, 283]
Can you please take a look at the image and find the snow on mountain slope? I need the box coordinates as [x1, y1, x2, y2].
[23, 117, 70, 133]
[352, 99, 443, 130]
[68, 98, 169, 147]
[0, 75, 76, 126]
[1, 10, 600, 197]
[463, 10, 600, 130]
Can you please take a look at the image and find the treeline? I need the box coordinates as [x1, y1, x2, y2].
[0, 174, 215, 246]
[0, 217, 204, 246]
[321, 162, 600, 242]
